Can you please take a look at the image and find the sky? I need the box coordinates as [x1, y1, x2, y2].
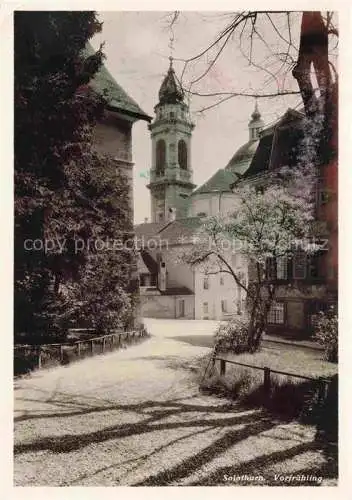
[91, 11, 307, 224]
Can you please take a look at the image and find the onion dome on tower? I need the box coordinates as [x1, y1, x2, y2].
[158, 57, 184, 105]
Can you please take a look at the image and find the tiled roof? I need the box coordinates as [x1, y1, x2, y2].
[134, 217, 203, 247]
[158, 217, 203, 245]
[83, 44, 151, 121]
[135, 221, 167, 241]
[192, 169, 238, 195]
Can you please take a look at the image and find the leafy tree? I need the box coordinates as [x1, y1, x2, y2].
[183, 167, 317, 351]
[14, 12, 136, 341]
[312, 306, 338, 362]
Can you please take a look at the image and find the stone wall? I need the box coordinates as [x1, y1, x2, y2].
[140, 294, 194, 319]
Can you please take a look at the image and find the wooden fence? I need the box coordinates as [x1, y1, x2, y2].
[213, 356, 332, 397]
[14, 329, 148, 375]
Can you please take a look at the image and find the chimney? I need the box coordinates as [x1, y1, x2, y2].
[168, 207, 176, 221]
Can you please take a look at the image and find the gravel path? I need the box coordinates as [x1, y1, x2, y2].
[14, 319, 335, 486]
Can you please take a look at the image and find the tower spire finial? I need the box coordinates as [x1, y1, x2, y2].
[251, 98, 261, 121]
[168, 27, 175, 65]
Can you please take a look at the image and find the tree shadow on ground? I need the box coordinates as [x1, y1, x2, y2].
[133, 415, 277, 486]
[66, 426, 214, 486]
[14, 395, 268, 455]
[14, 357, 337, 486]
[189, 440, 324, 486]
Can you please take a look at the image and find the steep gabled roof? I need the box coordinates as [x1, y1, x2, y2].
[137, 250, 158, 275]
[260, 108, 305, 136]
[83, 44, 151, 121]
[192, 169, 238, 195]
[242, 107, 305, 180]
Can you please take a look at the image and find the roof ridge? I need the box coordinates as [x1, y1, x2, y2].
[83, 43, 151, 121]
[157, 220, 174, 234]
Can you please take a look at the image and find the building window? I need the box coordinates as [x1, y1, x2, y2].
[319, 190, 330, 205]
[179, 299, 185, 317]
[231, 254, 238, 268]
[197, 212, 207, 217]
[293, 250, 307, 279]
[178, 139, 188, 170]
[277, 256, 288, 280]
[268, 302, 285, 324]
[307, 254, 320, 279]
[140, 274, 150, 287]
[203, 277, 209, 290]
[221, 300, 227, 313]
[220, 275, 224, 286]
[265, 257, 276, 280]
[156, 139, 166, 175]
[265, 256, 288, 280]
[203, 302, 209, 314]
[236, 299, 242, 315]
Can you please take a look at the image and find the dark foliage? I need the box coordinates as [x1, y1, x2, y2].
[14, 11, 136, 341]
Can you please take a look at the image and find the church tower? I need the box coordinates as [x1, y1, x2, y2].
[248, 100, 264, 141]
[147, 57, 196, 223]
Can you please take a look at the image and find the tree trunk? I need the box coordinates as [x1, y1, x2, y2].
[247, 289, 275, 352]
[293, 11, 336, 162]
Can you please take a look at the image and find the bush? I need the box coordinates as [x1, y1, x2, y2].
[214, 317, 251, 354]
[201, 367, 261, 399]
[200, 364, 331, 422]
[312, 306, 338, 362]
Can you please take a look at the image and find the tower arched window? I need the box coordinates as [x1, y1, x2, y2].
[156, 139, 166, 175]
[178, 139, 188, 170]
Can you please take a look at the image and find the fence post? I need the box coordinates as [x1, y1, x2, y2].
[220, 359, 226, 376]
[90, 340, 94, 355]
[118, 334, 121, 346]
[77, 342, 81, 357]
[102, 337, 105, 353]
[38, 348, 42, 370]
[264, 367, 271, 393]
